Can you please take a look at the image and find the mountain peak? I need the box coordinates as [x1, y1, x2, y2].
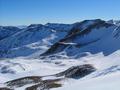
[28, 24, 44, 28]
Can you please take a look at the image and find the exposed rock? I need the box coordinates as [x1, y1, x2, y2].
[26, 79, 62, 90]
[6, 76, 41, 88]
[5, 76, 61, 90]
[0, 87, 13, 90]
[55, 64, 96, 79]
[3, 64, 96, 90]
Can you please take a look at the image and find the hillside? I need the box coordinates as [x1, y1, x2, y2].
[0, 19, 120, 90]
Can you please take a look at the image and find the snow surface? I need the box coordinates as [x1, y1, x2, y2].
[0, 50, 120, 90]
[53, 72, 120, 90]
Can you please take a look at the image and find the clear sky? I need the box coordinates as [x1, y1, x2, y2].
[0, 0, 120, 26]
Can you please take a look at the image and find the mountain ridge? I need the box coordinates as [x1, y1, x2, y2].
[0, 19, 120, 59]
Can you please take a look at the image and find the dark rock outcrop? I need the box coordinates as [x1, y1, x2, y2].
[26, 79, 62, 90]
[6, 76, 41, 88]
[55, 64, 96, 79]
[0, 87, 13, 90]
[3, 64, 96, 90]
[5, 76, 61, 90]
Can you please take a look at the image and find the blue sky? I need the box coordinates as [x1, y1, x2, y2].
[0, 0, 120, 25]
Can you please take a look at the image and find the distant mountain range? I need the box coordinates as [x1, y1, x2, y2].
[0, 19, 120, 59]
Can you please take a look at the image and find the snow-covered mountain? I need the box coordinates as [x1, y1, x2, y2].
[1, 19, 119, 59]
[41, 19, 120, 58]
[0, 26, 21, 40]
[0, 23, 73, 58]
[0, 19, 120, 90]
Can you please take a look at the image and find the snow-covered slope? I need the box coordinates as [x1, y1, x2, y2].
[0, 50, 120, 90]
[41, 19, 120, 58]
[0, 19, 109, 59]
[0, 24, 73, 58]
[0, 19, 120, 90]
[53, 72, 120, 90]
[107, 19, 120, 26]
[0, 26, 20, 40]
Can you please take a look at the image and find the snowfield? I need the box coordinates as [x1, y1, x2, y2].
[53, 72, 120, 90]
[0, 50, 120, 90]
